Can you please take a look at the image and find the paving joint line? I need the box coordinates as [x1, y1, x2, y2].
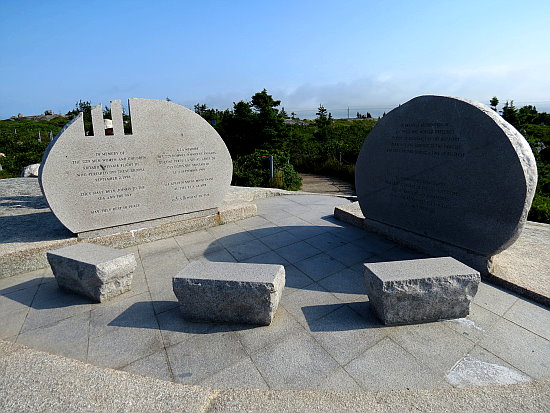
[474, 342, 535, 380]
[136, 241, 178, 382]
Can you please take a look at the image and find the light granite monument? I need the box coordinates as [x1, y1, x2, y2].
[47, 243, 137, 302]
[364, 257, 480, 325]
[39, 99, 232, 236]
[355, 95, 538, 271]
[173, 262, 285, 325]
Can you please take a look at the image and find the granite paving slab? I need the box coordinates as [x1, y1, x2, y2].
[317, 267, 367, 303]
[250, 331, 341, 391]
[344, 337, 448, 392]
[478, 317, 550, 380]
[0, 193, 549, 397]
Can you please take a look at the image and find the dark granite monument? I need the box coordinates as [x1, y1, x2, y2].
[355, 95, 538, 270]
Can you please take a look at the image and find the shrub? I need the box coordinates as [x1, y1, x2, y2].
[528, 192, 550, 223]
[232, 149, 302, 191]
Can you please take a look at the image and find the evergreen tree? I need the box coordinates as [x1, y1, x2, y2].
[216, 89, 287, 157]
[315, 104, 332, 129]
[518, 105, 538, 125]
[490, 96, 499, 111]
[66, 100, 92, 134]
[501, 100, 519, 128]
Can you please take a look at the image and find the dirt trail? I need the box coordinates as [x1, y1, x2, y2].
[299, 173, 355, 196]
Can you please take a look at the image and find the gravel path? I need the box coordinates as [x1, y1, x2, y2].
[299, 173, 355, 196]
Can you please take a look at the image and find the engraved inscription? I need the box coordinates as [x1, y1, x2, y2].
[71, 151, 149, 215]
[70, 145, 221, 215]
[90, 203, 141, 215]
[385, 176, 459, 214]
[157, 145, 218, 202]
[387, 122, 465, 158]
[72, 152, 147, 182]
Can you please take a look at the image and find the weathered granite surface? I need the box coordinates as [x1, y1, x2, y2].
[355, 95, 537, 257]
[173, 261, 285, 325]
[2, 194, 550, 400]
[364, 257, 481, 325]
[39, 99, 233, 234]
[47, 243, 137, 302]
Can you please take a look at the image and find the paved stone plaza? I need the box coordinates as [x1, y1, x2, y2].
[1, 194, 549, 393]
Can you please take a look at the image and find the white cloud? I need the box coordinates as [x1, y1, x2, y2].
[268, 62, 550, 116]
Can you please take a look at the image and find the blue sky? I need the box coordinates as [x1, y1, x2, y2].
[1, 0, 549, 119]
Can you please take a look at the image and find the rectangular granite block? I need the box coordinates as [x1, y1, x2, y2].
[172, 262, 285, 325]
[364, 257, 480, 325]
[47, 243, 137, 302]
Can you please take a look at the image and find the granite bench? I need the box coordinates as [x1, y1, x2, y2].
[47, 243, 137, 302]
[172, 261, 285, 326]
[364, 257, 480, 325]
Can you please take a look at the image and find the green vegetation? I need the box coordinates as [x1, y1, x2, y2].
[233, 149, 301, 191]
[0, 101, 132, 178]
[195, 90, 376, 189]
[285, 117, 375, 182]
[496, 98, 550, 224]
[0, 116, 68, 177]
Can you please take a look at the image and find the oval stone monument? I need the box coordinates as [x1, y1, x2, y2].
[40, 99, 233, 235]
[356, 95, 537, 258]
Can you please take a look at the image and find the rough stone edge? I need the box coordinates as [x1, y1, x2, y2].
[173, 263, 284, 325]
[334, 202, 549, 307]
[0, 339, 548, 413]
[208, 381, 550, 412]
[333, 202, 365, 227]
[0, 339, 216, 413]
[218, 202, 257, 224]
[453, 96, 538, 253]
[482, 270, 550, 308]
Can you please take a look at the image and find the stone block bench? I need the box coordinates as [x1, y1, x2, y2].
[364, 257, 480, 325]
[47, 243, 137, 302]
[172, 262, 285, 326]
